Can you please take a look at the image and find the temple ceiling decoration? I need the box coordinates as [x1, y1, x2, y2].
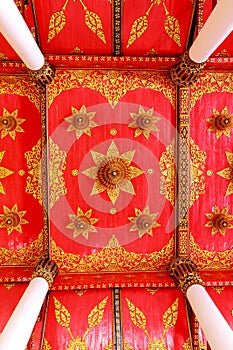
[0, 0, 233, 349]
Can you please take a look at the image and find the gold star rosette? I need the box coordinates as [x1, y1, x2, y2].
[64, 105, 98, 139]
[217, 151, 233, 196]
[0, 203, 29, 235]
[129, 105, 160, 139]
[206, 106, 233, 139]
[66, 207, 99, 239]
[82, 141, 144, 204]
[128, 205, 161, 238]
[0, 108, 25, 140]
[204, 205, 233, 236]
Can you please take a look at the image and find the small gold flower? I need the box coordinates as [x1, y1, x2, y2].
[0, 108, 25, 140]
[82, 141, 144, 204]
[128, 205, 161, 238]
[204, 205, 233, 236]
[148, 339, 167, 350]
[67, 337, 88, 350]
[65, 105, 98, 139]
[129, 106, 160, 139]
[0, 204, 28, 235]
[206, 106, 233, 139]
[66, 207, 99, 239]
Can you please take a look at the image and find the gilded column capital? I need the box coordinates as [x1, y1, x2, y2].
[170, 51, 205, 87]
[31, 256, 58, 288]
[169, 257, 203, 294]
[29, 61, 55, 87]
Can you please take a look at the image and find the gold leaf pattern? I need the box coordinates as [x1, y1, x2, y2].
[126, 298, 147, 330]
[88, 297, 108, 328]
[164, 15, 181, 47]
[162, 298, 178, 329]
[127, 15, 148, 48]
[84, 10, 106, 43]
[53, 297, 71, 328]
[47, 7, 67, 43]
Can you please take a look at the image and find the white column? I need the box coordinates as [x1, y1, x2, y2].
[189, 0, 233, 63]
[0, 277, 48, 350]
[0, 0, 44, 70]
[187, 284, 233, 350]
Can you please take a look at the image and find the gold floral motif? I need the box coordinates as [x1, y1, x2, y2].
[212, 286, 225, 295]
[190, 233, 233, 270]
[206, 106, 233, 139]
[0, 231, 44, 265]
[48, 70, 176, 109]
[0, 76, 41, 111]
[47, 0, 68, 42]
[51, 236, 174, 273]
[64, 105, 98, 139]
[49, 138, 67, 208]
[190, 73, 233, 109]
[217, 152, 233, 196]
[82, 141, 144, 204]
[3, 283, 16, 290]
[126, 297, 178, 349]
[0, 151, 14, 195]
[79, 0, 106, 44]
[0, 52, 9, 60]
[0, 203, 28, 235]
[53, 296, 108, 350]
[128, 206, 161, 238]
[204, 205, 233, 236]
[163, 3, 181, 47]
[190, 138, 206, 206]
[0, 108, 25, 140]
[159, 141, 176, 206]
[25, 139, 42, 205]
[43, 339, 52, 350]
[67, 207, 99, 239]
[182, 339, 191, 350]
[129, 105, 160, 139]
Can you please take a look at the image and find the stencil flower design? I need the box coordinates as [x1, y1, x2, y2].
[65, 105, 98, 139]
[82, 141, 144, 204]
[128, 206, 161, 238]
[0, 108, 25, 140]
[0, 204, 28, 235]
[129, 106, 160, 139]
[204, 205, 233, 236]
[206, 106, 233, 139]
[66, 207, 99, 239]
[217, 151, 233, 196]
[0, 151, 14, 195]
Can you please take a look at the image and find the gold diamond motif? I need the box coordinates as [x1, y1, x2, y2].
[0, 151, 14, 194]
[66, 207, 99, 240]
[82, 141, 144, 204]
[129, 105, 160, 139]
[206, 106, 233, 139]
[65, 105, 97, 139]
[128, 206, 161, 238]
[0, 108, 25, 140]
[0, 203, 28, 235]
[205, 205, 233, 236]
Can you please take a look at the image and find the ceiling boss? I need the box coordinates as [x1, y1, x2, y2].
[82, 141, 144, 204]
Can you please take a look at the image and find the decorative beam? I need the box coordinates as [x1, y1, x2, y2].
[113, 0, 122, 55]
[0, 257, 58, 350]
